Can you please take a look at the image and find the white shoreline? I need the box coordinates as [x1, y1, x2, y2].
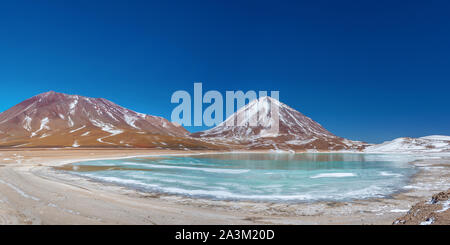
[1, 149, 449, 224]
[56, 151, 426, 203]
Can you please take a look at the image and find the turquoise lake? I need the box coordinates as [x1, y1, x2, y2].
[68, 153, 418, 202]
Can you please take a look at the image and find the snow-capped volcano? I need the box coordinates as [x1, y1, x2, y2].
[192, 96, 365, 151]
[0, 91, 213, 149]
[365, 135, 450, 153]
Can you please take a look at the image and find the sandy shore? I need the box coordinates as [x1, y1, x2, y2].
[0, 148, 449, 225]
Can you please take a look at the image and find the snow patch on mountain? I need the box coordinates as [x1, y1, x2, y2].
[23, 115, 32, 131]
[286, 138, 316, 145]
[69, 125, 86, 133]
[31, 117, 50, 137]
[90, 119, 123, 135]
[124, 114, 140, 129]
[40, 133, 50, 139]
[69, 97, 78, 115]
[365, 135, 450, 153]
[420, 135, 450, 141]
[68, 116, 74, 127]
[90, 119, 123, 144]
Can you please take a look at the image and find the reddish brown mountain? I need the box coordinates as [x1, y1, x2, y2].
[192, 96, 366, 151]
[0, 92, 365, 151]
[0, 91, 212, 149]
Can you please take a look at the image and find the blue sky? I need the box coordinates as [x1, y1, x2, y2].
[0, 0, 449, 143]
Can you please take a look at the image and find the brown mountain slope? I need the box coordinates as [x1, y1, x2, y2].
[0, 91, 215, 149]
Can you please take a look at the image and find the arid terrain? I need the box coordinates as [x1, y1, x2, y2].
[0, 148, 449, 225]
[0, 92, 449, 225]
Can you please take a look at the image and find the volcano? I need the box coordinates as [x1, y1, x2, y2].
[192, 96, 365, 151]
[0, 91, 212, 149]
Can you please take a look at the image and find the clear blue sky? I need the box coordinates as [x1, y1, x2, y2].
[0, 0, 449, 143]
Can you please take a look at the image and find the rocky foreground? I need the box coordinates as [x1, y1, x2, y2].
[394, 189, 450, 225]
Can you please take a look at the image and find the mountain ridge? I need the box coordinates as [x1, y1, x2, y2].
[1, 91, 447, 153]
[0, 91, 214, 149]
[365, 135, 450, 153]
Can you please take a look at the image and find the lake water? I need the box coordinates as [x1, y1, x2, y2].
[68, 153, 418, 202]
